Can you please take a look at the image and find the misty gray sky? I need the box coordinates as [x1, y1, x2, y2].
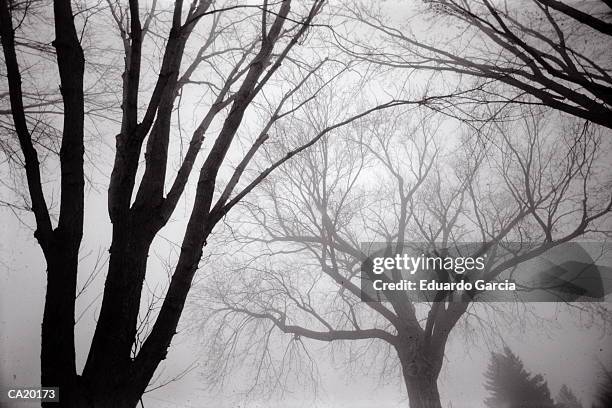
[2, 1, 612, 408]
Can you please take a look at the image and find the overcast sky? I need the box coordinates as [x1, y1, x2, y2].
[2, 1, 612, 408]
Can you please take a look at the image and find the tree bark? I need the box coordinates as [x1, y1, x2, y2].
[395, 330, 446, 408]
[81, 227, 154, 403]
[403, 374, 442, 408]
[399, 351, 443, 408]
[41, 252, 81, 408]
[394, 301, 468, 408]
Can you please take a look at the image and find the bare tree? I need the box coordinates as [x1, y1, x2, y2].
[0, 0, 453, 406]
[339, 0, 612, 129]
[198, 106, 611, 408]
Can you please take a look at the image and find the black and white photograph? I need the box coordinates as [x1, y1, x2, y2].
[1, 1, 612, 407]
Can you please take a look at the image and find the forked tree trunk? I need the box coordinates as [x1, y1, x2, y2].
[396, 300, 467, 408]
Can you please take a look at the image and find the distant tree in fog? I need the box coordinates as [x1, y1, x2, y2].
[593, 365, 612, 408]
[556, 384, 583, 408]
[484, 347, 555, 408]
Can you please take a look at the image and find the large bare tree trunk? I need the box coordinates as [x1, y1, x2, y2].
[403, 374, 442, 408]
[398, 344, 444, 408]
[395, 303, 466, 408]
[41, 255, 81, 407]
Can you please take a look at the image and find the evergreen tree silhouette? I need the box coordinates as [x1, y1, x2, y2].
[484, 347, 556, 408]
[593, 365, 612, 408]
[555, 384, 583, 408]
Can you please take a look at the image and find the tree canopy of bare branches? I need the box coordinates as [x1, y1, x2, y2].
[198, 104, 611, 408]
[341, 0, 612, 129]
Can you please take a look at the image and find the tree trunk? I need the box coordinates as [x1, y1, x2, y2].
[41, 250, 80, 408]
[66, 386, 142, 408]
[41, 239, 148, 408]
[81, 225, 156, 407]
[397, 300, 467, 408]
[403, 373, 442, 408]
[397, 341, 444, 408]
